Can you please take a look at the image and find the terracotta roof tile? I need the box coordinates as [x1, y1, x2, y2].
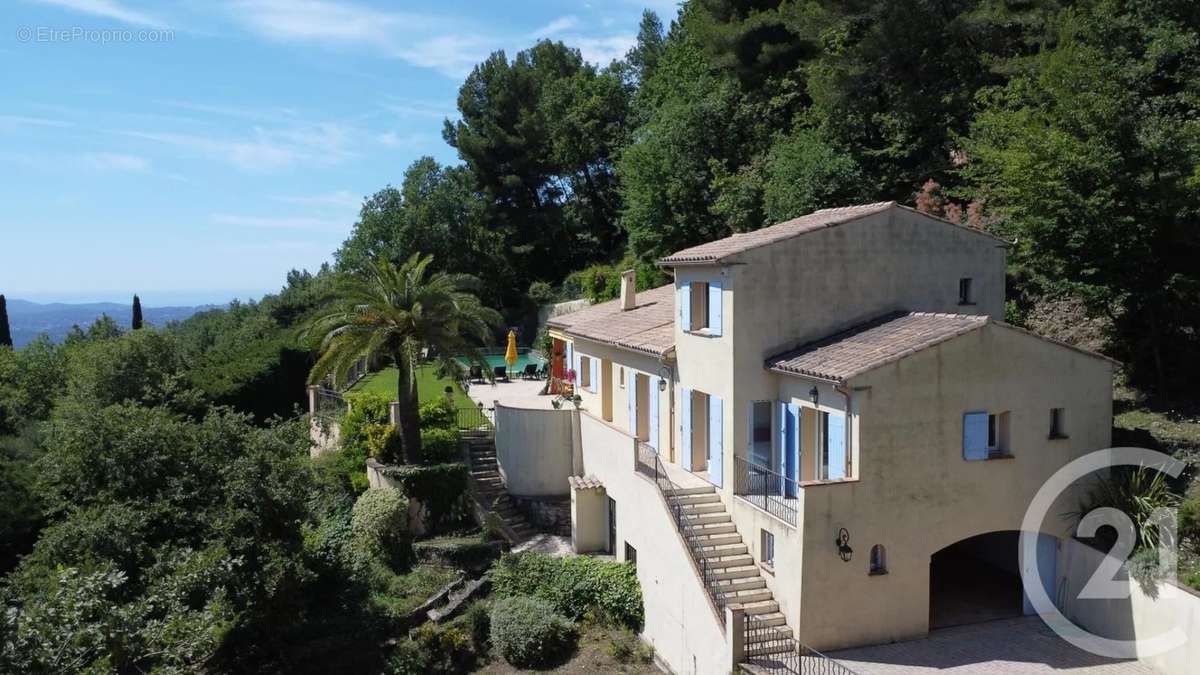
[569, 475, 604, 491]
[548, 284, 675, 357]
[658, 202, 895, 265]
[767, 312, 989, 382]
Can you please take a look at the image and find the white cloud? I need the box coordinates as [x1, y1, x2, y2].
[83, 152, 150, 171]
[118, 120, 353, 172]
[271, 190, 362, 209]
[531, 16, 579, 37]
[30, 0, 168, 29]
[211, 213, 348, 231]
[573, 34, 636, 66]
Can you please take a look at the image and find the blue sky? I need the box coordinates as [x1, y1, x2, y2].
[0, 0, 678, 306]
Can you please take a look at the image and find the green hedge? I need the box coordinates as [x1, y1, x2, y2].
[378, 463, 469, 532]
[490, 595, 576, 668]
[413, 537, 505, 571]
[491, 552, 643, 629]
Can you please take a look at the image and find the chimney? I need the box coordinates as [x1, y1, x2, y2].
[620, 269, 637, 310]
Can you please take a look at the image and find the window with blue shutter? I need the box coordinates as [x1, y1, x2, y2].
[963, 412, 989, 460]
[679, 283, 691, 331]
[707, 280, 722, 336]
[648, 381, 660, 450]
[708, 394, 723, 487]
[628, 371, 638, 437]
[590, 357, 599, 393]
[786, 403, 800, 495]
[680, 387, 692, 470]
[826, 413, 846, 480]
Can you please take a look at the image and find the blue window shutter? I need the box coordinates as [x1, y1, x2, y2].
[786, 403, 800, 496]
[827, 413, 846, 480]
[680, 283, 691, 330]
[649, 381, 660, 450]
[963, 412, 989, 460]
[590, 357, 598, 393]
[680, 388, 692, 470]
[574, 352, 581, 385]
[628, 371, 638, 437]
[708, 280, 722, 335]
[709, 395, 723, 488]
[778, 401, 788, 475]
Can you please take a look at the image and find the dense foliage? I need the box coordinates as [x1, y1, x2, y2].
[489, 595, 577, 668]
[491, 552, 644, 629]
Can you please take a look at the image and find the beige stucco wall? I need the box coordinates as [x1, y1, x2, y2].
[494, 403, 573, 497]
[569, 338, 675, 462]
[578, 413, 730, 674]
[786, 323, 1113, 651]
[1062, 537, 1200, 675]
[571, 483, 608, 553]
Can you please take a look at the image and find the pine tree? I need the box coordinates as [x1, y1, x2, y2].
[0, 294, 11, 347]
[131, 294, 143, 330]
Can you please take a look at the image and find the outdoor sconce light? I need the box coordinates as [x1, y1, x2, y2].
[657, 365, 672, 393]
[835, 528, 853, 562]
[658, 378, 668, 392]
[809, 386, 820, 404]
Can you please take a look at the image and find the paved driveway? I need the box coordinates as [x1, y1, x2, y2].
[827, 617, 1159, 674]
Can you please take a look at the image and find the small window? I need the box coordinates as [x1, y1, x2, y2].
[987, 413, 997, 449]
[688, 281, 709, 331]
[761, 529, 775, 568]
[964, 410, 1011, 460]
[579, 356, 591, 388]
[959, 278, 974, 305]
[607, 497, 617, 555]
[624, 542, 637, 566]
[618, 367, 625, 388]
[1050, 408, 1067, 439]
[869, 545, 887, 575]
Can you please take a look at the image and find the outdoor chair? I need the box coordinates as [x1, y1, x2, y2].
[521, 363, 538, 380]
[468, 365, 483, 383]
[493, 365, 509, 382]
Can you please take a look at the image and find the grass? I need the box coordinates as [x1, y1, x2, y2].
[371, 563, 461, 618]
[350, 365, 475, 409]
[474, 622, 656, 674]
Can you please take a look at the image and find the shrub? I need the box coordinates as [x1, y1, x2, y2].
[350, 488, 409, 564]
[607, 629, 654, 664]
[378, 463, 469, 533]
[414, 537, 505, 571]
[463, 600, 491, 651]
[365, 423, 402, 462]
[491, 552, 643, 629]
[386, 623, 474, 674]
[490, 595, 576, 667]
[1179, 488, 1200, 546]
[421, 427, 461, 463]
[419, 398, 456, 431]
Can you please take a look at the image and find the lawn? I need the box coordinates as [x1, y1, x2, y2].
[371, 563, 461, 618]
[350, 365, 475, 409]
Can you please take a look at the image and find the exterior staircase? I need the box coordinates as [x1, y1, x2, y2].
[670, 483, 797, 662]
[464, 434, 535, 543]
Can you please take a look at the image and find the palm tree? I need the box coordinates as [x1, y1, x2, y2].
[302, 254, 501, 464]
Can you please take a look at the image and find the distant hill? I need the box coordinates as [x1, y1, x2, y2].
[6, 299, 216, 347]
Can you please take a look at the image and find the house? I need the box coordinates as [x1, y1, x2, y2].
[543, 201, 1115, 674]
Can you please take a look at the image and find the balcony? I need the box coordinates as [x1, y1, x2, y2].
[733, 456, 799, 527]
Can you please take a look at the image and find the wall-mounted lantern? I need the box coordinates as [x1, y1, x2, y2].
[657, 365, 672, 393]
[809, 386, 820, 405]
[835, 528, 853, 562]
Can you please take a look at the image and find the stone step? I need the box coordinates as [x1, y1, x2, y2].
[719, 589, 773, 605]
[675, 492, 722, 505]
[684, 512, 731, 526]
[679, 502, 725, 515]
[738, 600, 779, 616]
[711, 577, 765, 593]
[746, 612, 787, 628]
[705, 554, 755, 570]
[691, 522, 736, 536]
[745, 637, 795, 657]
[696, 533, 743, 547]
[711, 566, 760, 581]
[673, 485, 716, 496]
[703, 542, 748, 557]
[745, 624, 793, 645]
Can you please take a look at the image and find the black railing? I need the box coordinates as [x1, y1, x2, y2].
[744, 614, 860, 674]
[456, 406, 495, 435]
[734, 456, 799, 526]
[313, 387, 347, 420]
[636, 443, 729, 618]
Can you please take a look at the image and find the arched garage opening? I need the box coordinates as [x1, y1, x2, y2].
[929, 531, 1058, 630]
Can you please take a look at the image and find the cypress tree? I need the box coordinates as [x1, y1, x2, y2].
[0, 295, 11, 347]
[131, 294, 143, 330]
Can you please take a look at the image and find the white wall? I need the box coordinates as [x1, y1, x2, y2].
[494, 403, 573, 496]
[578, 413, 731, 675]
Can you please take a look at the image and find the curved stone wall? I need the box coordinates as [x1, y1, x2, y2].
[494, 403, 574, 497]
